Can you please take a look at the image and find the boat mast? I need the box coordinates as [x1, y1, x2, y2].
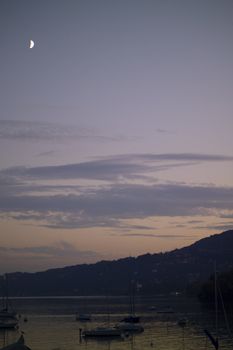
[129, 279, 135, 316]
[214, 263, 218, 349]
[204, 263, 219, 350]
[4, 274, 9, 311]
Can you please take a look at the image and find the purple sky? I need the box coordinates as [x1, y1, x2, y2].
[0, 0, 233, 273]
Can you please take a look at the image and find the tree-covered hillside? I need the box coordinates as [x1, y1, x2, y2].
[1, 230, 233, 296]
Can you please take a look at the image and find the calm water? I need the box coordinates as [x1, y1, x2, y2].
[0, 296, 233, 350]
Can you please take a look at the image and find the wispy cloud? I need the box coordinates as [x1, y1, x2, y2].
[0, 120, 131, 143]
[155, 128, 174, 134]
[187, 220, 204, 224]
[0, 242, 104, 272]
[1, 160, 150, 182]
[36, 150, 58, 158]
[0, 152, 232, 230]
[0, 241, 99, 259]
[119, 233, 195, 239]
[195, 223, 233, 231]
[2, 152, 232, 183]
[121, 153, 233, 162]
[0, 182, 233, 229]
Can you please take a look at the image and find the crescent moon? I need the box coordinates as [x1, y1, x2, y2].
[29, 40, 35, 49]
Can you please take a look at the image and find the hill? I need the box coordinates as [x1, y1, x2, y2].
[1, 230, 233, 296]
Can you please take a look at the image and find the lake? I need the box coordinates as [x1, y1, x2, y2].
[0, 295, 232, 350]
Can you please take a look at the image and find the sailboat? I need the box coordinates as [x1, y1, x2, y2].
[81, 294, 123, 338]
[117, 280, 144, 333]
[120, 280, 140, 323]
[75, 297, 92, 321]
[0, 275, 18, 329]
[204, 265, 223, 350]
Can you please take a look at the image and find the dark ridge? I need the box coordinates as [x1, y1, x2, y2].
[1, 230, 233, 297]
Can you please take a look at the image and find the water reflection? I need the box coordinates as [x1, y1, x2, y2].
[0, 296, 232, 350]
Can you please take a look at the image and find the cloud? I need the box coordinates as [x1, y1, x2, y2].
[0, 242, 104, 273]
[2, 152, 232, 183]
[0, 174, 83, 198]
[119, 233, 195, 239]
[0, 241, 99, 259]
[219, 213, 233, 219]
[0, 120, 131, 143]
[195, 223, 233, 231]
[187, 220, 204, 224]
[0, 182, 233, 229]
[36, 150, 58, 158]
[1, 161, 149, 182]
[122, 153, 233, 162]
[155, 128, 174, 134]
[0, 152, 233, 230]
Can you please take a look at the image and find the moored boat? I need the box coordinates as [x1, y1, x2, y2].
[115, 322, 144, 333]
[121, 279, 141, 324]
[177, 318, 187, 327]
[76, 313, 92, 321]
[82, 326, 122, 338]
[120, 315, 140, 323]
[0, 318, 18, 329]
[0, 309, 17, 319]
[156, 307, 174, 314]
[0, 275, 18, 329]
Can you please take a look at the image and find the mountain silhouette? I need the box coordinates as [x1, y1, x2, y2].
[1, 230, 233, 296]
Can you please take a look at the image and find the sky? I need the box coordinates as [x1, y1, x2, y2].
[0, 0, 233, 273]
